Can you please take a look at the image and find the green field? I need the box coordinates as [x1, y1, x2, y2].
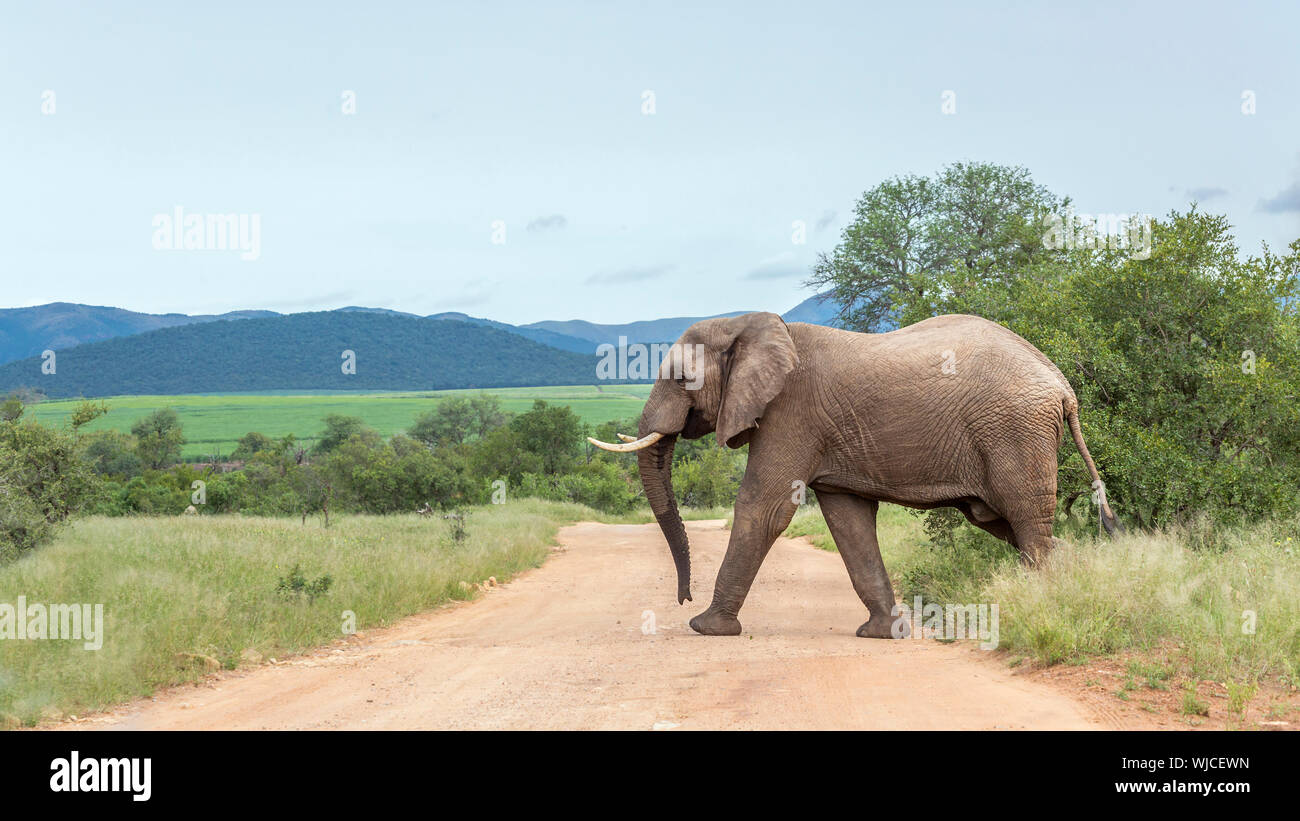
[26, 385, 653, 459]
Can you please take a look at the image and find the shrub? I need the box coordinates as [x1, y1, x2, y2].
[515, 460, 639, 513]
[0, 418, 100, 559]
[673, 446, 745, 508]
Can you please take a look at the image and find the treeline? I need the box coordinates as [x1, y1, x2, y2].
[0, 394, 745, 560]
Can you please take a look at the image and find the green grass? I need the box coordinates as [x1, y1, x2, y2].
[25, 386, 653, 459]
[783, 503, 930, 561]
[984, 525, 1300, 682]
[779, 505, 1300, 687]
[0, 498, 693, 727]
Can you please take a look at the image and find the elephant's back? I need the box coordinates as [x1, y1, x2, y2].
[907, 315, 1071, 396]
[796, 315, 1077, 408]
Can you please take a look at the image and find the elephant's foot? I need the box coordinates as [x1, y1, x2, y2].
[857, 613, 909, 639]
[689, 608, 742, 636]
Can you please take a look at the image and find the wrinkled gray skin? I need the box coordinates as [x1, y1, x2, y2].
[636, 312, 1119, 638]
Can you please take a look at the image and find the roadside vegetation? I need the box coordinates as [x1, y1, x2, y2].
[0, 498, 729, 727]
[783, 501, 1300, 726]
[0, 391, 743, 726]
[0, 390, 745, 563]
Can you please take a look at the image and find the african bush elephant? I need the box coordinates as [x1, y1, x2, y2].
[588, 312, 1120, 637]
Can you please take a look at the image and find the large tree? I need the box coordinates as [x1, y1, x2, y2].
[409, 395, 509, 448]
[806, 161, 1061, 331]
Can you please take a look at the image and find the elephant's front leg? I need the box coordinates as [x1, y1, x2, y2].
[690, 468, 801, 636]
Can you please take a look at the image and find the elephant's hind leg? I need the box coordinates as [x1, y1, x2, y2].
[988, 436, 1060, 566]
[819, 492, 906, 639]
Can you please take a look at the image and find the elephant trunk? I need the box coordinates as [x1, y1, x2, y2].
[638, 434, 691, 603]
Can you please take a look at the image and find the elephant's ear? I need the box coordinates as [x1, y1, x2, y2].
[716, 313, 799, 448]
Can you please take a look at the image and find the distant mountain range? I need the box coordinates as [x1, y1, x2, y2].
[0, 293, 842, 397]
[0, 312, 602, 398]
[0, 303, 279, 367]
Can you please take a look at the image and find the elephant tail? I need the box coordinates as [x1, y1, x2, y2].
[1065, 403, 1122, 536]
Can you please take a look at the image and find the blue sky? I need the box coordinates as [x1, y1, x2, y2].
[2, 0, 1298, 325]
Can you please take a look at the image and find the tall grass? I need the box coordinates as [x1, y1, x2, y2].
[0, 499, 664, 726]
[781, 505, 1300, 686]
[986, 524, 1300, 682]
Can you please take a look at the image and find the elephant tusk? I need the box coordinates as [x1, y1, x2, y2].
[616, 433, 637, 442]
[587, 432, 665, 452]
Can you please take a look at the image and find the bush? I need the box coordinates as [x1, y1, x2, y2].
[81, 429, 143, 476]
[673, 446, 745, 508]
[0, 418, 100, 560]
[230, 432, 275, 461]
[203, 471, 250, 513]
[122, 474, 191, 514]
[0, 472, 52, 558]
[515, 460, 639, 513]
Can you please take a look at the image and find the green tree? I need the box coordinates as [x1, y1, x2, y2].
[69, 400, 109, 432]
[81, 429, 143, 476]
[231, 431, 275, 461]
[312, 414, 371, 454]
[0, 418, 100, 559]
[1016, 214, 1300, 528]
[510, 400, 581, 475]
[468, 394, 510, 438]
[130, 408, 185, 469]
[409, 394, 510, 447]
[409, 398, 476, 447]
[0, 397, 24, 423]
[807, 161, 1060, 331]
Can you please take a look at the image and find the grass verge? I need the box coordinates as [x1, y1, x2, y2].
[779, 504, 1300, 713]
[0, 498, 709, 727]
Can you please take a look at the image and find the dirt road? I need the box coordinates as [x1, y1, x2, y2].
[69, 520, 1116, 730]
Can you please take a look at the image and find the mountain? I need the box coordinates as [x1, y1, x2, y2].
[425, 312, 595, 353]
[782, 292, 842, 326]
[334, 306, 423, 319]
[0, 312, 602, 398]
[523, 311, 751, 350]
[0, 303, 278, 366]
[0, 293, 847, 389]
[522, 291, 842, 351]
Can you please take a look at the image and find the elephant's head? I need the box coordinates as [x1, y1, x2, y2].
[587, 312, 799, 603]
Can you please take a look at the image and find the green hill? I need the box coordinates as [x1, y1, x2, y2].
[0, 302, 277, 366]
[0, 311, 606, 398]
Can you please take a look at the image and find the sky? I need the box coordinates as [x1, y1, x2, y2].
[1, 0, 1298, 325]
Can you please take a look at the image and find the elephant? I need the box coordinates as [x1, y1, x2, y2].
[588, 312, 1120, 638]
